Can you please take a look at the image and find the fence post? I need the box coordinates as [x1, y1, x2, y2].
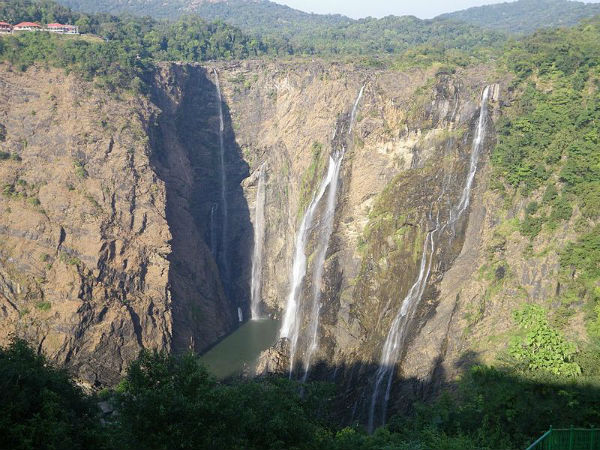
[590, 428, 595, 450]
[569, 426, 575, 450]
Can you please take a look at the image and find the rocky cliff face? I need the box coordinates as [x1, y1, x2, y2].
[0, 60, 578, 421]
[0, 63, 246, 386]
[210, 62, 507, 418]
[0, 65, 172, 386]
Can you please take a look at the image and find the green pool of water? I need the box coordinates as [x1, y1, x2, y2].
[200, 319, 280, 379]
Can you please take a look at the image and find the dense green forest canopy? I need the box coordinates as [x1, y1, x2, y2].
[55, 0, 600, 36]
[2, 2, 600, 450]
[3, 338, 600, 450]
[119, 0, 505, 56]
[489, 19, 600, 384]
[0, 0, 506, 90]
[440, 0, 600, 34]
[0, 0, 275, 90]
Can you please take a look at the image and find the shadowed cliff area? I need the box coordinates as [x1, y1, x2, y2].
[3, 337, 600, 450]
[149, 64, 252, 354]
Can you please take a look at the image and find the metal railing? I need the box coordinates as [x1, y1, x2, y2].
[527, 427, 600, 450]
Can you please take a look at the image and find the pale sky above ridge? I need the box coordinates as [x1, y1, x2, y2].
[273, 0, 600, 20]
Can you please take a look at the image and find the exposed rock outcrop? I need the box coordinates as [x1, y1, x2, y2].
[0, 60, 580, 425]
[0, 63, 251, 386]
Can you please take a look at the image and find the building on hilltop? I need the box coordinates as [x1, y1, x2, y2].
[0, 22, 12, 33]
[45, 23, 79, 34]
[13, 22, 41, 32]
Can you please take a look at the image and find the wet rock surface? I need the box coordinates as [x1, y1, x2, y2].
[0, 61, 576, 420]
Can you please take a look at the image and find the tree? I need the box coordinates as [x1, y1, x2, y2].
[0, 338, 105, 450]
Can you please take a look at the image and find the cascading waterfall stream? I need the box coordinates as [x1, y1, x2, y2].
[368, 86, 491, 432]
[209, 204, 217, 255]
[448, 86, 491, 228]
[280, 158, 339, 374]
[301, 149, 345, 382]
[280, 85, 365, 377]
[250, 164, 267, 320]
[302, 85, 365, 382]
[368, 220, 438, 433]
[213, 69, 229, 281]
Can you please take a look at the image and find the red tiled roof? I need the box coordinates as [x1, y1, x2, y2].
[14, 22, 41, 28]
[0, 22, 11, 26]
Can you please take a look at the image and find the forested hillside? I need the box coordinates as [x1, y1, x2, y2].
[440, 0, 600, 33]
[0, 0, 275, 90]
[45, 0, 508, 57]
[0, 0, 506, 92]
[55, 0, 600, 38]
[2, 1, 600, 449]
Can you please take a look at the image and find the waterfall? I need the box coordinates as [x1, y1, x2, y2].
[210, 203, 217, 256]
[302, 85, 365, 381]
[279, 156, 340, 374]
[301, 149, 345, 382]
[250, 165, 267, 320]
[213, 69, 229, 280]
[349, 85, 365, 133]
[368, 225, 437, 433]
[448, 86, 490, 227]
[280, 85, 365, 376]
[368, 86, 491, 432]
[280, 86, 365, 377]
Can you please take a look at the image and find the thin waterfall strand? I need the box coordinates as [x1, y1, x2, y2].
[349, 85, 365, 132]
[251, 165, 267, 320]
[301, 150, 345, 382]
[213, 69, 229, 279]
[368, 229, 436, 432]
[368, 86, 491, 432]
[448, 86, 490, 227]
[210, 203, 217, 256]
[302, 85, 365, 381]
[280, 158, 339, 374]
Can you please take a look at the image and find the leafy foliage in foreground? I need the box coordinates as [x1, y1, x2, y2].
[0, 339, 105, 450]
[3, 339, 600, 450]
[509, 304, 581, 376]
[115, 350, 331, 450]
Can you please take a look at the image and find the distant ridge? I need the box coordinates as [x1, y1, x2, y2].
[58, 0, 352, 25]
[57, 0, 600, 37]
[438, 0, 600, 34]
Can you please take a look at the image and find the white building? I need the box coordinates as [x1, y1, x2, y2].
[45, 23, 79, 35]
[0, 22, 12, 33]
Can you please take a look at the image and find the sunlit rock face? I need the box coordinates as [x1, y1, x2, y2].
[3, 60, 560, 424]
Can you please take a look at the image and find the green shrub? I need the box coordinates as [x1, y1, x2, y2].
[519, 215, 543, 238]
[509, 304, 581, 376]
[35, 301, 51, 311]
[0, 339, 104, 450]
[73, 160, 88, 179]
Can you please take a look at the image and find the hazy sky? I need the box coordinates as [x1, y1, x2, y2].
[273, 0, 600, 19]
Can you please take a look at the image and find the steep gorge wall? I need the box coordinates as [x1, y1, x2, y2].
[0, 60, 580, 414]
[210, 61, 500, 378]
[219, 61, 585, 422]
[0, 65, 172, 386]
[0, 63, 248, 386]
[149, 64, 250, 352]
